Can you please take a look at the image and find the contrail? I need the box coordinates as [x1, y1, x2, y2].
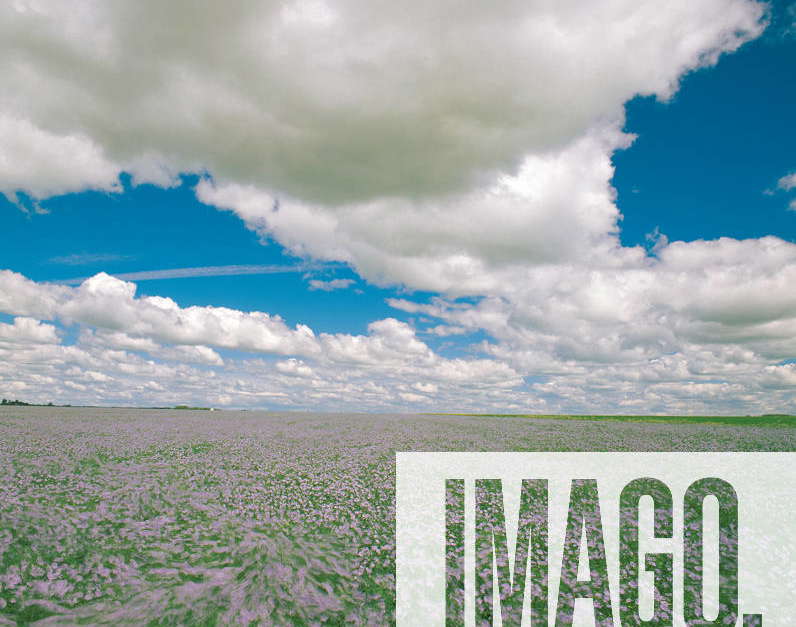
[55, 263, 321, 285]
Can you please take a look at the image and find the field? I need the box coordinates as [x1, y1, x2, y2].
[1, 407, 794, 625]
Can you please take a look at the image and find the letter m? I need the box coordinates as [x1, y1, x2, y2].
[475, 479, 548, 626]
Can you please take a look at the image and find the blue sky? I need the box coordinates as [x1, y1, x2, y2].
[1, 176, 392, 334]
[616, 10, 796, 247]
[0, 0, 794, 413]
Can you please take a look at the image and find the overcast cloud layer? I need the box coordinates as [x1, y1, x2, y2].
[1, 0, 793, 414]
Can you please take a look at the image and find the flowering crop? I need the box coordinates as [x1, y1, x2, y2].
[0, 407, 792, 625]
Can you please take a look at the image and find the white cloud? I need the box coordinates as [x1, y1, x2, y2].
[399, 236, 796, 364]
[380, 235, 796, 412]
[196, 126, 640, 292]
[307, 278, 355, 291]
[5, 235, 795, 413]
[81, 330, 225, 366]
[0, 271, 320, 356]
[0, 0, 764, 205]
[275, 359, 314, 377]
[0, 304, 792, 413]
[79, 329, 160, 353]
[412, 382, 438, 395]
[60, 273, 322, 357]
[160, 345, 225, 367]
[425, 325, 468, 337]
[0, 0, 767, 314]
[772, 171, 796, 212]
[318, 318, 434, 366]
[778, 172, 796, 191]
[0, 115, 120, 202]
[0, 317, 59, 345]
[0, 270, 67, 319]
[0, 271, 522, 409]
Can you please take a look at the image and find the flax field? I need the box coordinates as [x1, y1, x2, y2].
[1, 407, 793, 625]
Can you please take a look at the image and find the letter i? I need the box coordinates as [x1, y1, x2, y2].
[446, 479, 465, 626]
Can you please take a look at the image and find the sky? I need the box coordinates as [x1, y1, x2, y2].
[0, 0, 795, 414]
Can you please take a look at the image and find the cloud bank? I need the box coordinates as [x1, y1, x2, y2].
[0, 271, 522, 409]
[1, 257, 794, 414]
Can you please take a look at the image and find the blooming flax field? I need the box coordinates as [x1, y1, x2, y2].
[0, 407, 793, 625]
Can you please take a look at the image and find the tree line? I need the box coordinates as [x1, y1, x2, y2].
[0, 399, 54, 406]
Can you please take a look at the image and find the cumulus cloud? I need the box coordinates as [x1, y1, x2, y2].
[319, 318, 433, 365]
[0, 0, 764, 203]
[399, 236, 796, 358]
[0, 1, 767, 297]
[0, 115, 120, 202]
[80, 329, 225, 366]
[1, 258, 795, 413]
[0, 0, 771, 294]
[0, 270, 67, 319]
[0, 272, 520, 407]
[275, 358, 314, 378]
[6, 271, 322, 357]
[380, 235, 796, 412]
[197, 126, 642, 292]
[0, 317, 59, 345]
